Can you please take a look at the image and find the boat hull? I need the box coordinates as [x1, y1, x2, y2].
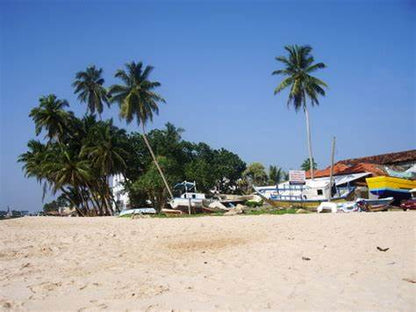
[265, 195, 353, 210]
[366, 177, 416, 204]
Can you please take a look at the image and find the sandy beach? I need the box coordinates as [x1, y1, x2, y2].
[1, 212, 415, 311]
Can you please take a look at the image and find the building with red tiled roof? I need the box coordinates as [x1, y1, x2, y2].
[306, 150, 416, 179]
[338, 150, 416, 166]
[306, 162, 385, 179]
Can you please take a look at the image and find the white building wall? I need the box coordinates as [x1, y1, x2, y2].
[112, 174, 130, 211]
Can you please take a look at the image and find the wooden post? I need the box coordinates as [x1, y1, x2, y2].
[188, 198, 192, 215]
[329, 137, 336, 201]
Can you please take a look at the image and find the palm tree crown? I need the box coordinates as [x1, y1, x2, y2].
[108, 61, 173, 199]
[108, 61, 165, 126]
[72, 65, 109, 116]
[29, 94, 71, 142]
[272, 45, 328, 179]
[273, 45, 327, 111]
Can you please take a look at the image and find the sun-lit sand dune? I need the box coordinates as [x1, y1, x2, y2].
[1, 212, 415, 311]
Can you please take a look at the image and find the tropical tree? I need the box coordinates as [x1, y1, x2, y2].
[132, 156, 179, 212]
[43, 147, 93, 212]
[242, 162, 268, 187]
[81, 120, 129, 213]
[72, 65, 110, 117]
[269, 165, 288, 185]
[301, 158, 317, 172]
[81, 120, 128, 178]
[108, 61, 173, 198]
[272, 45, 327, 179]
[29, 95, 73, 143]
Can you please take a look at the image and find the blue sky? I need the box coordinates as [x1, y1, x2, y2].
[0, 0, 415, 212]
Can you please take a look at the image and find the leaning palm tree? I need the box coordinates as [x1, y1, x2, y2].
[72, 65, 109, 117]
[272, 45, 328, 179]
[108, 61, 173, 199]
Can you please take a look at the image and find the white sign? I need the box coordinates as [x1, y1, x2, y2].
[289, 170, 306, 185]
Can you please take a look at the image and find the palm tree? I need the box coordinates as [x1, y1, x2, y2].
[81, 120, 127, 177]
[72, 65, 110, 117]
[81, 120, 129, 214]
[272, 45, 327, 179]
[43, 147, 94, 214]
[301, 157, 317, 172]
[29, 95, 72, 143]
[108, 61, 173, 199]
[269, 165, 288, 185]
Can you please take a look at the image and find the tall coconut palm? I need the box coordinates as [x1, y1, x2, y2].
[81, 120, 128, 178]
[108, 61, 173, 199]
[272, 45, 328, 179]
[72, 65, 110, 117]
[29, 95, 72, 143]
[81, 120, 129, 214]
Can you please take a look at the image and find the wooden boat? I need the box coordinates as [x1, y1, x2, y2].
[254, 180, 355, 210]
[201, 199, 231, 213]
[359, 197, 394, 211]
[366, 176, 416, 204]
[260, 194, 354, 209]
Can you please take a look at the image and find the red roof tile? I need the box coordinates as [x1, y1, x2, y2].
[306, 162, 386, 179]
[338, 150, 416, 166]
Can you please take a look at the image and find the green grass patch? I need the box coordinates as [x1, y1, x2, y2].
[244, 208, 298, 215]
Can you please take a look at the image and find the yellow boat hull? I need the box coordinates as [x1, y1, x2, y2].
[366, 176, 416, 190]
[366, 176, 416, 203]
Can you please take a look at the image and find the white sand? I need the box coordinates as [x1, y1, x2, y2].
[0, 212, 415, 311]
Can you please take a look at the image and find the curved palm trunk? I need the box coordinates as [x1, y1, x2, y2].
[304, 105, 315, 179]
[61, 188, 85, 217]
[141, 124, 174, 199]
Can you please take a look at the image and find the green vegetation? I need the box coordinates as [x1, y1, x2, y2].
[301, 158, 318, 172]
[19, 62, 249, 216]
[120, 208, 298, 218]
[42, 195, 68, 214]
[272, 45, 327, 179]
[268, 165, 288, 185]
[20, 45, 325, 217]
[244, 208, 298, 215]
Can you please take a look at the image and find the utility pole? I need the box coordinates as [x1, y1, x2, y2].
[328, 137, 336, 201]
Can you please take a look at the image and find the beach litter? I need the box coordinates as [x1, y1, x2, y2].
[376, 247, 389, 252]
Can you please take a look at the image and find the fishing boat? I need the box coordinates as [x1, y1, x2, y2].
[366, 176, 416, 204]
[168, 181, 210, 213]
[359, 197, 394, 211]
[169, 192, 206, 213]
[317, 197, 393, 213]
[254, 179, 355, 209]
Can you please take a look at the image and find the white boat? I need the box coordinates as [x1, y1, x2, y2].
[169, 192, 206, 210]
[168, 181, 236, 213]
[119, 208, 157, 216]
[317, 197, 394, 213]
[254, 173, 370, 209]
[168, 181, 207, 212]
